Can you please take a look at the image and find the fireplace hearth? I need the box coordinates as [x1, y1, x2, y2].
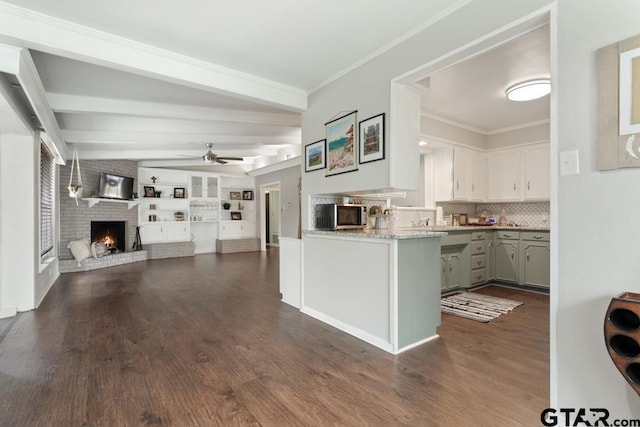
[91, 221, 126, 253]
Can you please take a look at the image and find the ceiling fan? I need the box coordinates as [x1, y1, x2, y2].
[201, 143, 244, 164]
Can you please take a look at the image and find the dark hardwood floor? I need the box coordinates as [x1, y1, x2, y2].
[0, 250, 549, 426]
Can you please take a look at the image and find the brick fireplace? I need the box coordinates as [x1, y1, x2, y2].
[58, 159, 139, 260]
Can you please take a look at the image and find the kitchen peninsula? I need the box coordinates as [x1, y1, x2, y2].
[302, 228, 446, 354]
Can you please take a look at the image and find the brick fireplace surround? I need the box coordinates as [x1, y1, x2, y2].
[58, 159, 194, 273]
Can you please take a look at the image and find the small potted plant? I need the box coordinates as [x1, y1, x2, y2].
[222, 202, 231, 210]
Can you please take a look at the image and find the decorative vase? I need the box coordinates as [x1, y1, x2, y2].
[604, 292, 640, 395]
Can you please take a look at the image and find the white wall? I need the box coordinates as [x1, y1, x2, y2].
[0, 133, 37, 312]
[301, 0, 553, 226]
[554, 0, 640, 413]
[254, 165, 301, 240]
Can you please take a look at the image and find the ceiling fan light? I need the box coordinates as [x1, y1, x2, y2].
[505, 79, 551, 101]
[202, 152, 215, 163]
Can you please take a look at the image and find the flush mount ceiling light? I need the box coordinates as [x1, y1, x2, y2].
[505, 78, 551, 101]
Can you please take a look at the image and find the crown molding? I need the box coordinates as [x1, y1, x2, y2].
[486, 118, 550, 135]
[421, 111, 487, 135]
[422, 110, 551, 136]
[0, 1, 307, 111]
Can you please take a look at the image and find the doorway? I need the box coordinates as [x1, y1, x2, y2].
[260, 182, 281, 251]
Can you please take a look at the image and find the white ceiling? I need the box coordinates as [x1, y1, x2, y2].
[418, 24, 550, 134]
[0, 1, 549, 170]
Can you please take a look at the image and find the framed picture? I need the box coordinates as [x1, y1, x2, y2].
[144, 186, 155, 198]
[243, 190, 254, 200]
[230, 191, 241, 200]
[230, 211, 242, 220]
[325, 111, 358, 176]
[359, 113, 385, 164]
[304, 139, 326, 172]
[173, 187, 185, 198]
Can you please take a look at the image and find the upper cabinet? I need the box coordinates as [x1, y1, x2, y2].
[487, 144, 549, 202]
[431, 147, 486, 203]
[522, 145, 550, 201]
[428, 143, 549, 204]
[189, 174, 218, 200]
[487, 149, 521, 201]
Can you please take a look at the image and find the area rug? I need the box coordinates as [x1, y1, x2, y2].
[441, 292, 523, 323]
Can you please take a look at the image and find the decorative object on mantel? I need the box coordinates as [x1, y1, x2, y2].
[304, 139, 326, 172]
[67, 148, 83, 205]
[144, 186, 155, 198]
[358, 113, 385, 164]
[441, 292, 523, 323]
[604, 292, 640, 396]
[597, 33, 640, 170]
[222, 202, 231, 210]
[325, 111, 358, 176]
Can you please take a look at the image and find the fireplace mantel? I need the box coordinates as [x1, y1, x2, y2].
[82, 198, 139, 209]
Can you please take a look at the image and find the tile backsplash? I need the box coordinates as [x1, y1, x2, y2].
[439, 201, 550, 228]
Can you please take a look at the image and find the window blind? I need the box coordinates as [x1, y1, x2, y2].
[40, 143, 55, 257]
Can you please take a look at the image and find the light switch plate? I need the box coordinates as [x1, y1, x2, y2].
[560, 149, 580, 176]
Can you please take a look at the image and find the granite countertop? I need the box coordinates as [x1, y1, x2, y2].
[303, 228, 447, 240]
[304, 224, 550, 240]
[429, 225, 551, 232]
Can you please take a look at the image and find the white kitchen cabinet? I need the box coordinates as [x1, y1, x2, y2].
[452, 148, 470, 200]
[431, 146, 484, 202]
[523, 145, 550, 200]
[468, 150, 485, 201]
[487, 149, 521, 201]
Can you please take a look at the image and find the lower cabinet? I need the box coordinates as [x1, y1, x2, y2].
[440, 232, 471, 292]
[519, 231, 550, 288]
[140, 222, 189, 243]
[220, 220, 255, 239]
[494, 231, 520, 284]
[438, 229, 550, 292]
[441, 249, 463, 292]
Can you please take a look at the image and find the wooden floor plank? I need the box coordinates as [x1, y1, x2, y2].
[0, 250, 549, 426]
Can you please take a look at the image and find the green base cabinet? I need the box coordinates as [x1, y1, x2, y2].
[494, 230, 520, 284]
[519, 232, 550, 288]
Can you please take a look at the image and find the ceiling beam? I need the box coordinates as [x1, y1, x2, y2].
[76, 147, 278, 159]
[0, 2, 307, 112]
[0, 43, 67, 161]
[62, 130, 301, 146]
[48, 93, 302, 126]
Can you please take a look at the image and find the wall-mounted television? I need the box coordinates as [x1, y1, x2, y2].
[98, 172, 134, 200]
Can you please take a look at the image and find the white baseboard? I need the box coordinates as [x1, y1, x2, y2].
[0, 307, 17, 319]
[396, 334, 439, 354]
[301, 305, 394, 353]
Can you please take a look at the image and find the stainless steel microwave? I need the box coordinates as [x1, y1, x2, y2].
[315, 203, 367, 230]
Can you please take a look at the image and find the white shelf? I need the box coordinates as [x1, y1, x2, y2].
[83, 198, 138, 209]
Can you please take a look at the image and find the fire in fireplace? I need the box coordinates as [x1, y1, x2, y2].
[91, 221, 126, 253]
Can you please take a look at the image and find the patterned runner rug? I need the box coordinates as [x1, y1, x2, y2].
[441, 292, 523, 323]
